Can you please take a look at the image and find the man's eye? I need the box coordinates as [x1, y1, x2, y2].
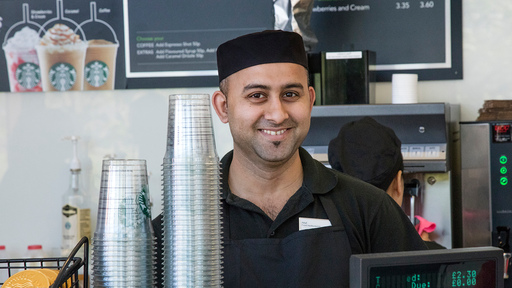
[249, 93, 265, 99]
[283, 92, 299, 99]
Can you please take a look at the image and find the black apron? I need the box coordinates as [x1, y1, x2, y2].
[222, 195, 352, 288]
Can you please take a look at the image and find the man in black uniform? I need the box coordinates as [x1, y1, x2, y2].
[153, 30, 426, 287]
[328, 116, 446, 250]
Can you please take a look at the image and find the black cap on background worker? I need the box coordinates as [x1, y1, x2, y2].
[328, 116, 404, 204]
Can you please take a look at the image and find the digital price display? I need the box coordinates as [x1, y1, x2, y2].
[369, 260, 493, 287]
[350, 247, 504, 288]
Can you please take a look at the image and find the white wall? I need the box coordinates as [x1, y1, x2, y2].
[0, 0, 510, 257]
[0, 88, 233, 258]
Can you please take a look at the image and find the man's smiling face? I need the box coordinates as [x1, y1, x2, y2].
[220, 62, 315, 166]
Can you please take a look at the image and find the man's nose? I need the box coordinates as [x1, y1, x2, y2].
[265, 96, 288, 124]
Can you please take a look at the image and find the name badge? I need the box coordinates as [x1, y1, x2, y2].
[299, 217, 332, 231]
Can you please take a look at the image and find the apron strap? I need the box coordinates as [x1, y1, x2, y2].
[222, 199, 230, 238]
[319, 194, 344, 229]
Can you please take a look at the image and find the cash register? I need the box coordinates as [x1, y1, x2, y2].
[350, 246, 504, 288]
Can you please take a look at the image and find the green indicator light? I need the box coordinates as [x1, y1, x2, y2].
[501, 167, 508, 174]
[500, 156, 508, 164]
[500, 177, 508, 186]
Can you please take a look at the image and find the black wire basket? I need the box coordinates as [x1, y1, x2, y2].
[0, 237, 88, 288]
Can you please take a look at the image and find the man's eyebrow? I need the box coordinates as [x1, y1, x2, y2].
[243, 83, 270, 92]
[242, 82, 305, 93]
[283, 82, 305, 90]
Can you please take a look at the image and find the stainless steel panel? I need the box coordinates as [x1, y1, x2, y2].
[460, 123, 492, 247]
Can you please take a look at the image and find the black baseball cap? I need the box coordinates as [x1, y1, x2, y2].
[216, 30, 308, 83]
[328, 117, 404, 191]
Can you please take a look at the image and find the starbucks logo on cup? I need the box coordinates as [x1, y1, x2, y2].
[85, 60, 109, 87]
[138, 186, 151, 218]
[16, 62, 41, 89]
[49, 62, 77, 91]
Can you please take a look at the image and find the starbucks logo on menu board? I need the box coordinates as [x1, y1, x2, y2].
[16, 62, 41, 89]
[49, 62, 77, 91]
[85, 60, 109, 87]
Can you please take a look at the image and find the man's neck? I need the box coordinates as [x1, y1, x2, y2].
[228, 150, 304, 220]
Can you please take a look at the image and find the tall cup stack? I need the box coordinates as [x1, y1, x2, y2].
[162, 94, 223, 287]
[91, 159, 155, 287]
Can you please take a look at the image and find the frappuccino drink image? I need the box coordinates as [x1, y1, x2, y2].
[36, 24, 87, 91]
[2, 26, 42, 92]
[84, 39, 118, 90]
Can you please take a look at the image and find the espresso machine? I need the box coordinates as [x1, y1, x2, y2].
[460, 121, 512, 284]
[302, 103, 461, 249]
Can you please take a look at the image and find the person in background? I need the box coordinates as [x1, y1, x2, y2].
[153, 30, 427, 288]
[328, 116, 446, 250]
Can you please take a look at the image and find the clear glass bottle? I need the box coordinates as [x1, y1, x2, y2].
[61, 136, 91, 257]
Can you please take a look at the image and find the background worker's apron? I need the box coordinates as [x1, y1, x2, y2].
[222, 195, 352, 287]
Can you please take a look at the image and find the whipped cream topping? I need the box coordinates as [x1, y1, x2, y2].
[40, 24, 82, 46]
[4, 26, 40, 50]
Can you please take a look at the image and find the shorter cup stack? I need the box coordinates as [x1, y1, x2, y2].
[92, 159, 155, 287]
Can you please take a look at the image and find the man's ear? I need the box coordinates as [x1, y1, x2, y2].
[212, 90, 229, 124]
[395, 170, 404, 200]
[386, 170, 405, 206]
[308, 86, 316, 110]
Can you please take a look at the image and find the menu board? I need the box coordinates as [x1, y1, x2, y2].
[0, 0, 461, 92]
[0, 0, 124, 92]
[309, 0, 462, 81]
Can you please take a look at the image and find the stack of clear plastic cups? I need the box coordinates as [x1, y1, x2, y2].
[162, 94, 223, 287]
[92, 159, 155, 287]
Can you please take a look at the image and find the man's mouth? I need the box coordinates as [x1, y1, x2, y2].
[261, 129, 287, 136]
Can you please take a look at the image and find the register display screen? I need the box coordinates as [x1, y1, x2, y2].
[350, 247, 504, 288]
[369, 260, 495, 287]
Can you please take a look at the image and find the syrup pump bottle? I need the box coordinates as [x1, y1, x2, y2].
[61, 136, 91, 256]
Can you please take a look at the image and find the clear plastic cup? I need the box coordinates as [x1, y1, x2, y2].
[165, 94, 217, 159]
[94, 159, 153, 236]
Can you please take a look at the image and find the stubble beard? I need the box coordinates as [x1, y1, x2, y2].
[233, 118, 306, 164]
[251, 137, 299, 164]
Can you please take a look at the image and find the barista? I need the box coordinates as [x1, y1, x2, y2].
[153, 30, 426, 287]
[328, 116, 446, 250]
